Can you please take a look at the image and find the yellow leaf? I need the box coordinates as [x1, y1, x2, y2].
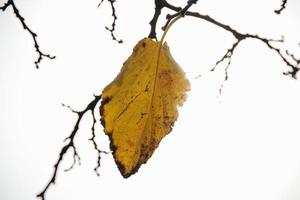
[100, 38, 190, 177]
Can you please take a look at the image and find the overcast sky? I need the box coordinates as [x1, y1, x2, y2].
[1, 0, 300, 200]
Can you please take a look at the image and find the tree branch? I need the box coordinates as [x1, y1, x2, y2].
[0, 1, 10, 10]
[1, 0, 55, 68]
[88, 102, 110, 176]
[148, 0, 198, 39]
[162, 5, 299, 80]
[148, 0, 165, 39]
[99, 0, 123, 43]
[147, 0, 299, 92]
[210, 41, 239, 94]
[34, 1, 298, 198]
[36, 95, 108, 200]
[274, 0, 287, 14]
[149, 1, 298, 90]
[162, 0, 198, 31]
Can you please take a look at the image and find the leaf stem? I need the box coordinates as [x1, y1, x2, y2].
[159, 15, 181, 45]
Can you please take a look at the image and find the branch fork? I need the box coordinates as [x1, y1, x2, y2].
[1, 0, 55, 68]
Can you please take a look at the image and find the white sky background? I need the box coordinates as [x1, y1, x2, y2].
[0, 0, 300, 200]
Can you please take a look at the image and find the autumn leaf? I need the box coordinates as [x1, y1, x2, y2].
[100, 37, 190, 178]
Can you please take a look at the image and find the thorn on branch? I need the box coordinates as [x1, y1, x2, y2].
[99, 0, 123, 43]
[37, 95, 107, 200]
[1, 0, 55, 68]
[274, 0, 287, 14]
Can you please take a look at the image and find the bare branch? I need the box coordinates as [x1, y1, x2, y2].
[37, 95, 105, 200]
[219, 61, 231, 94]
[274, 0, 287, 14]
[1, 0, 55, 68]
[148, 0, 198, 39]
[286, 50, 300, 65]
[163, 7, 299, 79]
[0, 1, 10, 10]
[148, 0, 167, 39]
[210, 34, 297, 92]
[283, 50, 300, 77]
[210, 41, 239, 72]
[148, 0, 299, 91]
[34, 1, 298, 199]
[99, 0, 123, 43]
[210, 41, 239, 94]
[89, 109, 110, 176]
[162, 0, 198, 31]
[98, 0, 105, 8]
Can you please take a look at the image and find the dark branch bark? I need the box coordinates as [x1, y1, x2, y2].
[162, 0, 198, 31]
[274, 0, 287, 14]
[98, 0, 105, 7]
[35, 1, 298, 198]
[148, 0, 198, 39]
[148, 0, 165, 39]
[163, 3, 299, 80]
[210, 41, 239, 94]
[0, 1, 10, 10]
[148, 0, 298, 90]
[88, 103, 110, 176]
[1, 0, 55, 68]
[36, 95, 108, 200]
[99, 0, 123, 43]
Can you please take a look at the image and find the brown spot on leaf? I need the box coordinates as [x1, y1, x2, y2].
[100, 38, 190, 178]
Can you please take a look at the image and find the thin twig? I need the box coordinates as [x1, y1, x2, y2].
[168, 4, 299, 79]
[37, 95, 105, 200]
[211, 37, 286, 92]
[148, 0, 198, 38]
[210, 41, 239, 72]
[148, 0, 167, 39]
[210, 41, 239, 94]
[162, 0, 198, 30]
[89, 103, 110, 176]
[0, 1, 10, 10]
[148, 0, 299, 81]
[1, 0, 55, 68]
[98, 0, 105, 7]
[274, 0, 287, 14]
[99, 0, 123, 43]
